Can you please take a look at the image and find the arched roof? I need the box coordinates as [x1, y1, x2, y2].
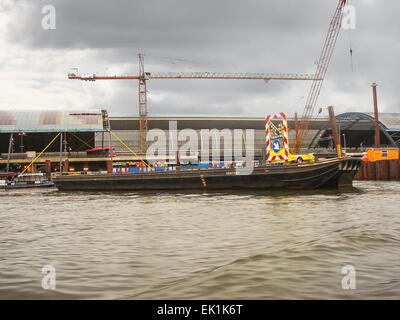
[336, 112, 399, 147]
[365, 113, 400, 131]
[336, 112, 400, 131]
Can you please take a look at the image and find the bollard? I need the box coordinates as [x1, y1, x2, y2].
[107, 160, 113, 174]
[367, 162, 376, 180]
[63, 159, 69, 173]
[45, 160, 52, 181]
[380, 160, 390, 181]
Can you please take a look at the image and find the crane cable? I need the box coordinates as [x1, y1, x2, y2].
[108, 130, 152, 169]
[347, 0, 354, 72]
[18, 132, 62, 177]
[349, 33, 354, 72]
[71, 132, 94, 150]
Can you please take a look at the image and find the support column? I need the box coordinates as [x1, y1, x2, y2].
[327, 106, 341, 158]
[6, 133, 14, 173]
[176, 150, 181, 170]
[63, 159, 69, 173]
[372, 83, 381, 148]
[107, 160, 113, 174]
[45, 160, 51, 180]
[59, 132, 63, 173]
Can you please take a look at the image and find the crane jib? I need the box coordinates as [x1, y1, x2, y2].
[292, 0, 347, 153]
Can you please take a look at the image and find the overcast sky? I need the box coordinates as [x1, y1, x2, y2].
[0, 0, 398, 118]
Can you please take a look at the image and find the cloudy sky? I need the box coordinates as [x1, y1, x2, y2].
[0, 0, 398, 118]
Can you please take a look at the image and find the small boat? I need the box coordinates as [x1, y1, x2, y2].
[52, 157, 361, 191]
[0, 172, 54, 190]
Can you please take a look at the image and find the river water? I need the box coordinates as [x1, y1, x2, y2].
[0, 181, 399, 299]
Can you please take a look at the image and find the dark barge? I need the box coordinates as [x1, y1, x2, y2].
[52, 157, 361, 191]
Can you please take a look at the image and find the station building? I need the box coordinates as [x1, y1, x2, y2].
[0, 110, 109, 171]
[1, 110, 399, 171]
[0, 109, 108, 153]
[105, 113, 400, 158]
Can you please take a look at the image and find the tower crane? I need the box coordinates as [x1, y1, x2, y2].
[292, 0, 347, 153]
[69, 53, 321, 153]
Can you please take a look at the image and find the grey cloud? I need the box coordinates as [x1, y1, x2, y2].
[2, 0, 400, 116]
[9, 0, 331, 48]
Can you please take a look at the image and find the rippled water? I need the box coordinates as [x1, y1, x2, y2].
[1, 181, 400, 299]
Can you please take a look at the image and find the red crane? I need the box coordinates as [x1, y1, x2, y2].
[292, 0, 348, 153]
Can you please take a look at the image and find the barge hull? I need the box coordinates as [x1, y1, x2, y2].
[53, 158, 361, 191]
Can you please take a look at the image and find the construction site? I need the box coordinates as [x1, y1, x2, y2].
[3, 0, 400, 304]
[0, 0, 399, 181]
